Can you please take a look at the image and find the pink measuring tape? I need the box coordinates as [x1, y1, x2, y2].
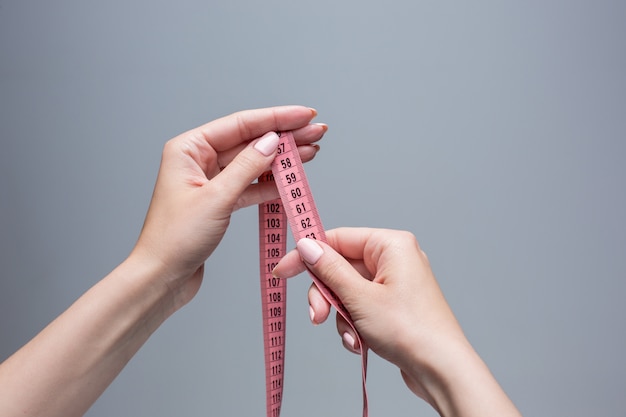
[258, 131, 369, 417]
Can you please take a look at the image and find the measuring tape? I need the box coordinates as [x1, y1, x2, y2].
[258, 131, 369, 417]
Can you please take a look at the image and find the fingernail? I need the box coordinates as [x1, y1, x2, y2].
[309, 306, 317, 325]
[342, 331, 358, 351]
[254, 132, 280, 156]
[309, 107, 318, 117]
[313, 122, 328, 132]
[296, 238, 323, 265]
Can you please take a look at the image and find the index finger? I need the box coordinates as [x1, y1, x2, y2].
[324, 227, 379, 260]
[195, 105, 318, 152]
[326, 227, 425, 278]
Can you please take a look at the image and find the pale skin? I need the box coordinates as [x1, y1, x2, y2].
[0, 106, 521, 417]
[273, 230, 523, 417]
[0, 105, 325, 417]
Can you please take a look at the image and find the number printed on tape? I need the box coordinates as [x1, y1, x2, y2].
[257, 131, 369, 417]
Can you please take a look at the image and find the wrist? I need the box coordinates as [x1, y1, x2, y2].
[124, 246, 202, 315]
[401, 335, 521, 417]
[120, 251, 179, 318]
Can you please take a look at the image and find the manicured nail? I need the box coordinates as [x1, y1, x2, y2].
[313, 122, 328, 132]
[309, 107, 318, 117]
[309, 306, 317, 325]
[296, 238, 323, 265]
[254, 132, 280, 156]
[342, 331, 358, 351]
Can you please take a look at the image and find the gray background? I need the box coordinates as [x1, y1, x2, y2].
[1, 1, 625, 416]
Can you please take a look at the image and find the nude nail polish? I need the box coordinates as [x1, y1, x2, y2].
[296, 238, 323, 265]
[254, 132, 280, 156]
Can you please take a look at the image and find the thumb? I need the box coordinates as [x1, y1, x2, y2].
[210, 131, 280, 207]
[296, 238, 368, 310]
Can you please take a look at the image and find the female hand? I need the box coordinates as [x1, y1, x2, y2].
[273, 228, 522, 417]
[0, 106, 327, 417]
[273, 228, 459, 379]
[133, 105, 326, 311]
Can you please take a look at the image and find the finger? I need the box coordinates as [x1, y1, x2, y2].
[324, 227, 424, 262]
[346, 258, 373, 281]
[223, 142, 318, 170]
[295, 238, 369, 308]
[324, 227, 379, 260]
[209, 132, 280, 209]
[271, 248, 332, 326]
[336, 313, 360, 354]
[232, 181, 279, 212]
[272, 248, 306, 279]
[290, 122, 328, 144]
[296, 144, 320, 164]
[273, 245, 368, 327]
[216, 121, 325, 169]
[196, 106, 318, 152]
[272, 245, 367, 279]
[308, 283, 331, 325]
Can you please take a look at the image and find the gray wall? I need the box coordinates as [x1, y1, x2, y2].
[1, 1, 625, 416]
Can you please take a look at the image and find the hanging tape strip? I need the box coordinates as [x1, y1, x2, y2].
[258, 131, 369, 417]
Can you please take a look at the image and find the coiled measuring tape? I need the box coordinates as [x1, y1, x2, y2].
[258, 131, 369, 417]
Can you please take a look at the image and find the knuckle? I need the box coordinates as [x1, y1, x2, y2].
[386, 229, 420, 250]
[229, 148, 264, 178]
[162, 137, 179, 156]
[392, 230, 430, 264]
[233, 149, 256, 169]
[319, 254, 345, 281]
[235, 113, 253, 139]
